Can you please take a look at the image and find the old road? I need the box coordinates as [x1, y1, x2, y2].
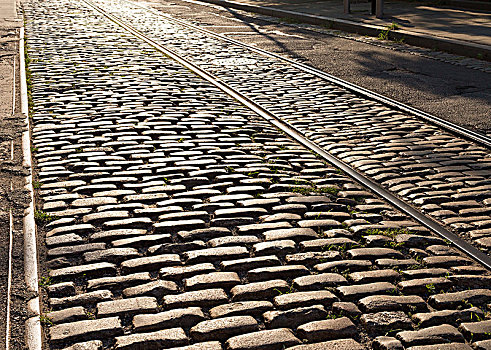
[16, 0, 491, 348]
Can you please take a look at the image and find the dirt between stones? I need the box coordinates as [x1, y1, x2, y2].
[0, 25, 30, 350]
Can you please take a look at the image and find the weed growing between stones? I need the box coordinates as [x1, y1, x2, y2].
[290, 186, 339, 196]
[34, 210, 57, 225]
[364, 228, 412, 238]
[38, 275, 53, 288]
[377, 22, 399, 41]
[32, 181, 42, 189]
[39, 314, 53, 327]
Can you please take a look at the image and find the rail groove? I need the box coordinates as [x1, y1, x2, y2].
[81, 0, 491, 270]
[5, 50, 16, 350]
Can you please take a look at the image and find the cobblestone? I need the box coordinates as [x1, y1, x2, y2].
[287, 339, 364, 350]
[114, 328, 188, 349]
[190, 316, 258, 341]
[359, 295, 427, 313]
[50, 290, 113, 309]
[472, 340, 491, 350]
[293, 273, 347, 290]
[361, 311, 413, 333]
[428, 289, 491, 309]
[396, 324, 464, 346]
[133, 307, 206, 332]
[247, 265, 309, 282]
[459, 320, 491, 341]
[87, 273, 151, 290]
[226, 328, 301, 349]
[296, 317, 357, 342]
[62, 341, 104, 350]
[48, 282, 76, 298]
[49, 307, 86, 324]
[231, 279, 289, 300]
[160, 263, 216, 280]
[185, 246, 249, 263]
[184, 271, 240, 290]
[164, 342, 222, 350]
[412, 307, 484, 328]
[209, 301, 274, 318]
[164, 289, 229, 308]
[263, 305, 327, 328]
[406, 344, 472, 350]
[274, 290, 338, 310]
[372, 337, 404, 350]
[397, 277, 452, 293]
[123, 280, 178, 298]
[121, 254, 181, 274]
[337, 282, 397, 300]
[50, 317, 123, 344]
[97, 297, 158, 317]
[23, 1, 491, 349]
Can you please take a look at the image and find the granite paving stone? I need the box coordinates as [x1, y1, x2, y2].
[231, 280, 289, 301]
[263, 304, 327, 328]
[397, 324, 465, 346]
[113, 328, 188, 349]
[226, 328, 301, 350]
[97, 297, 159, 317]
[361, 311, 413, 333]
[296, 317, 358, 342]
[412, 307, 484, 328]
[286, 339, 365, 350]
[190, 316, 258, 342]
[163, 289, 229, 308]
[50, 317, 123, 344]
[133, 307, 206, 332]
[459, 320, 491, 341]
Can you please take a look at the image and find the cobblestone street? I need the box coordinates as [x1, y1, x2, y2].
[14, 0, 491, 348]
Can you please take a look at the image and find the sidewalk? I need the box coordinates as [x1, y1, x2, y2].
[198, 0, 491, 60]
[0, 0, 17, 21]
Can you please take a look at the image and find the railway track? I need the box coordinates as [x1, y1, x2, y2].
[84, 0, 491, 270]
[80, 0, 491, 255]
[22, 0, 491, 348]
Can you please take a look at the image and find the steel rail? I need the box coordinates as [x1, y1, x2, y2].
[82, 0, 491, 270]
[5, 52, 16, 350]
[122, 0, 491, 149]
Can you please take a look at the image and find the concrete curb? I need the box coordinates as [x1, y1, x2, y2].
[20, 25, 43, 350]
[434, 0, 491, 11]
[197, 0, 491, 61]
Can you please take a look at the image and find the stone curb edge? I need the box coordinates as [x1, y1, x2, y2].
[436, 0, 491, 11]
[20, 25, 43, 350]
[197, 0, 491, 61]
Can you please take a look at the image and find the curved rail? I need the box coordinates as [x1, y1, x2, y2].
[123, 0, 491, 149]
[82, 0, 491, 270]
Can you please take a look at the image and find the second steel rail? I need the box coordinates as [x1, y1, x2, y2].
[82, 0, 491, 270]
